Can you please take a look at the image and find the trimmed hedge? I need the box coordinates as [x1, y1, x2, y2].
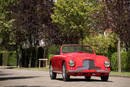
[8, 51, 17, 66]
[0, 51, 17, 66]
[111, 51, 130, 71]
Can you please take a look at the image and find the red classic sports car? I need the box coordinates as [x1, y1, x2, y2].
[49, 44, 110, 81]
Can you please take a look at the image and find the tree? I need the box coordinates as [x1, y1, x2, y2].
[51, 0, 102, 44]
[103, 0, 130, 49]
[6, 0, 54, 67]
[82, 33, 117, 57]
[101, 0, 130, 72]
[0, 0, 16, 49]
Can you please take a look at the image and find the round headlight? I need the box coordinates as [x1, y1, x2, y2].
[69, 60, 75, 67]
[104, 60, 110, 67]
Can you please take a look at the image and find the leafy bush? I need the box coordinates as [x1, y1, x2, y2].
[1, 51, 8, 66]
[82, 33, 117, 57]
[8, 51, 17, 66]
[111, 51, 129, 71]
[0, 51, 17, 66]
[48, 45, 56, 54]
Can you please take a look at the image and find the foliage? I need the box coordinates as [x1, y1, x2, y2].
[5, 0, 54, 67]
[102, 0, 130, 50]
[8, 51, 17, 66]
[111, 51, 130, 71]
[51, 0, 102, 44]
[48, 45, 57, 54]
[82, 33, 117, 57]
[0, 51, 17, 66]
[0, 0, 16, 49]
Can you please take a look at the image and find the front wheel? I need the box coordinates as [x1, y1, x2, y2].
[49, 64, 57, 79]
[101, 75, 109, 81]
[62, 62, 70, 81]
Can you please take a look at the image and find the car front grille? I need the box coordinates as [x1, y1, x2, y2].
[77, 59, 101, 70]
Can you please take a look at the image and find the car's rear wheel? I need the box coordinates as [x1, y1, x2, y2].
[101, 75, 109, 81]
[84, 76, 91, 81]
[49, 64, 57, 79]
[62, 62, 70, 81]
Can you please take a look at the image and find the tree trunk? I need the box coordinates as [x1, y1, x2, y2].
[28, 47, 32, 68]
[117, 37, 121, 72]
[16, 45, 22, 68]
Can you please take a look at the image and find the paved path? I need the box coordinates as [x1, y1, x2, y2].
[0, 69, 130, 87]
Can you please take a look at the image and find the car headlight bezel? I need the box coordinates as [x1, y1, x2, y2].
[69, 59, 75, 67]
[104, 60, 110, 67]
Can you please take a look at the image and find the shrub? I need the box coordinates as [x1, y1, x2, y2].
[0, 51, 17, 66]
[111, 51, 129, 71]
[2, 51, 8, 66]
[8, 51, 17, 66]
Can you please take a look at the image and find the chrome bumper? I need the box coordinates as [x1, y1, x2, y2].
[67, 70, 110, 73]
[96, 70, 110, 73]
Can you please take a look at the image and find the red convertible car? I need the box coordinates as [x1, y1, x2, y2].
[49, 44, 110, 81]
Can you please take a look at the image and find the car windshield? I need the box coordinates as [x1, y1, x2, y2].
[62, 45, 93, 54]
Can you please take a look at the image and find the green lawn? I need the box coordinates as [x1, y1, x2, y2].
[22, 67, 49, 71]
[110, 71, 130, 76]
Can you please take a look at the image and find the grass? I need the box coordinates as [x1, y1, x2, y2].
[22, 67, 49, 71]
[110, 71, 130, 76]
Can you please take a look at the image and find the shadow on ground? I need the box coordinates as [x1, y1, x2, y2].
[56, 78, 113, 82]
[5, 85, 47, 87]
[5, 85, 46, 87]
[0, 76, 39, 81]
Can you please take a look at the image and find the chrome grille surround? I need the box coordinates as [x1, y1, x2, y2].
[77, 59, 101, 70]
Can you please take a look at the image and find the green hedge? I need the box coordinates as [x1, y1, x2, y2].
[111, 51, 130, 71]
[8, 51, 17, 66]
[0, 51, 17, 66]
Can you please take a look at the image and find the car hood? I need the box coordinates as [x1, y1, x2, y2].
[62, 52, 96, 59]
[62, 52, 109, 63]
[62, 52, 109, 70]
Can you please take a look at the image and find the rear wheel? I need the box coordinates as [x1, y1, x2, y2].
[62, 62, 70, 81]
[49, 64, 57, 79]
[101, 75, 109, 81]
[84, 76, 91, 81]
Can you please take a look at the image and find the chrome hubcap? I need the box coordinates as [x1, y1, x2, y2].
[62, 65, 66, 78]
[50, 65, 53, 77]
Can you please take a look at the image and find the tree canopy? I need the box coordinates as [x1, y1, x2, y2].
[0, 0, 16, 49]
[51, 0, 102, 44]
[102, 0, 130, 50]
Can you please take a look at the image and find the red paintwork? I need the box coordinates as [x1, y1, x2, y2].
[50, 44, 111, 76]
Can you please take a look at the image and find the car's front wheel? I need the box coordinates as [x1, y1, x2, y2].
[62, 62, 70, 81]
[101, 75, 109, 81]
[49, 64, 57, 79]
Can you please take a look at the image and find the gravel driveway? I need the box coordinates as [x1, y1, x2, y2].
[0, 68, 130, 87]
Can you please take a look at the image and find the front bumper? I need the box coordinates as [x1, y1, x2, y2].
[67, 70, 110, 73]
[67, 70, 110, 76]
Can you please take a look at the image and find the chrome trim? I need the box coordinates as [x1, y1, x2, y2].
[96, 70, 110, 73]
[67, 70, 83, 73]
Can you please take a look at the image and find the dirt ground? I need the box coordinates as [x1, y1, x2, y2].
[0, 68, 130, 87]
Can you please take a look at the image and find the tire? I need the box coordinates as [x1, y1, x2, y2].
[101, 76, 109, 81]
[49, 64, 57, 79]
[84, 76, 91, 81]
[62, 62, 70, 81]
